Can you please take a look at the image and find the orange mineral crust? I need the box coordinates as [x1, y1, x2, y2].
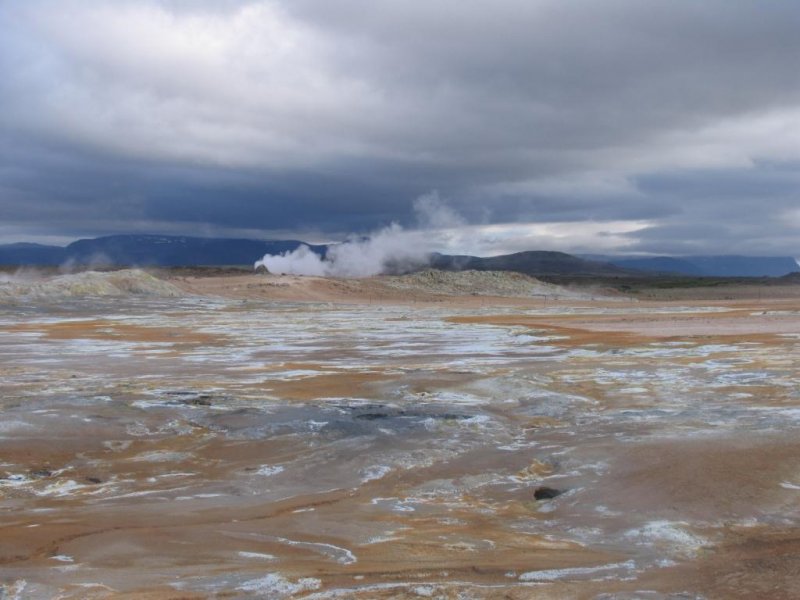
[1, 272, 799, 598]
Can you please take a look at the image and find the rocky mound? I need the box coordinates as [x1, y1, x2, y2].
[778, 271, 800, 283]
[0, 269, 184, 303]
[381, 269, 591, 298]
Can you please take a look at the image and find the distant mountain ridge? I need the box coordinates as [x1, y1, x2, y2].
[0, 235, 624, 276]
[0, 235, 326, 267]
[0, 242, 67, 265]
[586, 254, 800, 277]
[430, 250, 629, 277]
[1, 234, 797, 277]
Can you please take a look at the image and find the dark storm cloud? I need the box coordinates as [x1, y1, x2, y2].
[625, 163, 800, 255]
[0, 0, 798, 254]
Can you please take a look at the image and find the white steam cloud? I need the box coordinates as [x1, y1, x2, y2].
[255, 192, 461, 277]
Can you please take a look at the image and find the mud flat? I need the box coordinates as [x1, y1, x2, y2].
[1, 271, 799, 598]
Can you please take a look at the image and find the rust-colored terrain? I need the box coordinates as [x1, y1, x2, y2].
[1, 270, 799, 598]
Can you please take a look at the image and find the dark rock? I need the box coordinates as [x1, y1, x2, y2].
[31, 468, 52, 478]
[354, 409, 470, 421]
[534, 486, 563, 500]
[355, 412, 393, 420]
[340, 403, 385, 412]
[435, 413, 470, 421]
[185, 395, 213, 406]
[85, 477, 103, 484]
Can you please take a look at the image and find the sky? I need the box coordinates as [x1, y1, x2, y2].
[1, 0, 799, 256]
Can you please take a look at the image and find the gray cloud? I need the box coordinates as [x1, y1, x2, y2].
[0, 0, 798, 255]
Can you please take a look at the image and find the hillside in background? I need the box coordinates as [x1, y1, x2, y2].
[0, 236, 632, 276]
[587, 254, 800, 277]
[431, 250, 630, 277]
[0, 235, 326, 267]
[1, 234, 797, 278]
[0, 243, 67, 265]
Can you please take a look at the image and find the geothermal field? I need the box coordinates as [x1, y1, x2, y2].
[1, 269, 800, 599]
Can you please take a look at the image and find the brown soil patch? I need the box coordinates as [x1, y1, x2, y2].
[258, 370, 397, 401]
[603, 434, 800, 520]
[447, 312, 797, 347]
[624, 528, 800, 600]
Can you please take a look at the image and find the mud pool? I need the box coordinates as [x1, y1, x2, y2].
[1, 297, 799, 598]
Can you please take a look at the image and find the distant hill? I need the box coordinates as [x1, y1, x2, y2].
[601, 256, 705, 276]
[586, 255, 800, 277]
[2, 235, 796, 278]
[0, 243, 67, 266]
[431, 250, 630, 277]
[0, 235, 327, 267]
[64, 235, 329, 267]
[0, 236, 628, 276]
[778, 271, 800, 283]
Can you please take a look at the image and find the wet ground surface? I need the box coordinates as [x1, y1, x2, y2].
[1, 297, 799, 598]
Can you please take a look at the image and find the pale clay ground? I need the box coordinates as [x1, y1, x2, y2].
[1, 270, 799, 599]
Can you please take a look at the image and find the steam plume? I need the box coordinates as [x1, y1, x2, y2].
[255, 192, 460, 277]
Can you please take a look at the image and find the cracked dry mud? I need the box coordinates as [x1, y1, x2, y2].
[1, 277, 800, 598]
